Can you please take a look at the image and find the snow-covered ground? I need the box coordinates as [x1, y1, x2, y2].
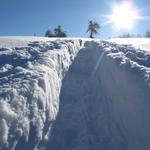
[109, 38, 150, 51]
[0, 37, 150, 150]
[0, 36, 94, 48]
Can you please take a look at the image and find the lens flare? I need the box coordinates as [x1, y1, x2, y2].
[101, 1, 150, 30]
[110, 2, 139, 29]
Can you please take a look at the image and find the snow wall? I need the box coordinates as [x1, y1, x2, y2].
[0, 39, 150, 150]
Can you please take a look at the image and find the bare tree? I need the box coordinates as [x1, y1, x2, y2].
[87, 20, 100, 38]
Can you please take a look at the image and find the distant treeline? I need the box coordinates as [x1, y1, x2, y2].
[45, 20, 101, 38]
[45, 25, 67, 37]
[44, 21, 150, 38]
[114, 31, 150, 38]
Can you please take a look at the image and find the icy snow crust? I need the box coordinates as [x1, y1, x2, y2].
[0, 37, 150, 150]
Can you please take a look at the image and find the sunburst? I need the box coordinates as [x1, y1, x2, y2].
[102, 1, 150, 30]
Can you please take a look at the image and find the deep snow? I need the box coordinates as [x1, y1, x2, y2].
[0, 37, 150, 150]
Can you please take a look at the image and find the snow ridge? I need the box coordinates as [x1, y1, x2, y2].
[106, 41, 150, 84]
[0, 39, 82, 150]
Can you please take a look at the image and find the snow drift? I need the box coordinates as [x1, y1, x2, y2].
[0, 37, 150, 150]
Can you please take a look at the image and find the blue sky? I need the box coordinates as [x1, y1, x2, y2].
[0, 0, 150, 39]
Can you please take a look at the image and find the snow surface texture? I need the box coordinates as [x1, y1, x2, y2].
[0, 37, 150, 150]
[109, 38, 150, 51]
[0, 38, 82, 150]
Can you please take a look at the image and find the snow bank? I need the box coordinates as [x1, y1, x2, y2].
[0, 38, 82, 150]
[0, 37, 150, 150]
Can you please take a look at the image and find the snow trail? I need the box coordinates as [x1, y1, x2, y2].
[47, 41, 150, 150]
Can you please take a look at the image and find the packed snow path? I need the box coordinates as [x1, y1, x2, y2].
[0, 38, 150, 150]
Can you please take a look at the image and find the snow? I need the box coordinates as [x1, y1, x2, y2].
[0, 37, 150, 150]
[0, 37, 82, 150]
[0, 36, 93, 49]
[109, 38, 150, 51]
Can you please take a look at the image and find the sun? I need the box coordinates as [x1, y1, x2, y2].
[109, 1, 139, 30]
[101, 1, 150, 31]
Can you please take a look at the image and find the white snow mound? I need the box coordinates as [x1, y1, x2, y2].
[0, 37, 150, 150]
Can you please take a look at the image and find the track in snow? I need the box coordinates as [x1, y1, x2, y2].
[46, 41, 150, 150]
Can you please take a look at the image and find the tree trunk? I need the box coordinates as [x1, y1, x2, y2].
[90, 32, 93, 38]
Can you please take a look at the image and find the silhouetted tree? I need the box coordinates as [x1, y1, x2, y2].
[54, 25, 67, 37]
[145, 31, 150, 38]
[87, 20, 100, 38]
[45, 29, 54, 37]
[118, 33, 134, 38]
